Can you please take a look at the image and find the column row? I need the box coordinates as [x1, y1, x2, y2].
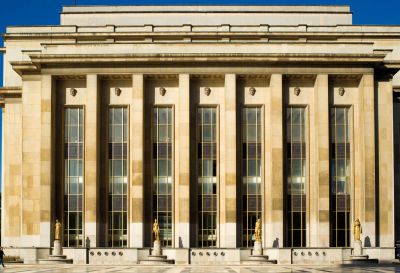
[46, 73, 392, 249]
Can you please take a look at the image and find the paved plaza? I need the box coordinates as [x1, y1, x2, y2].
[1, 265, 400, 273]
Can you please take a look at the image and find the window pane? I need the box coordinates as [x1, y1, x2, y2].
[108, 107, 128, 247]
[242, 107, 262, 247]
[153, 107, 173, 247]
[114, 108, 122, 124]
[197, 107, 218, 247]
[330, 107, 351, 247]
[286, 107, 306, 247]
[64, 107, 84, 247]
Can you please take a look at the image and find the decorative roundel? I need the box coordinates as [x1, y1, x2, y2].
[204, 87, 211, 96]
[338, 87, 345, 96]
[294, 87, 301, 96]
[159, 87, 166, 96]
[249, 87, 256, 96]
[119, 251, 123, 256]
[70, 88, 77, 97]
[115, 87, 122, 96]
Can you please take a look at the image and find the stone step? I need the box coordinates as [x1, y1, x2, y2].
[49, 255, 67, 260]
[139, 259, 175, 265]
[241, 259, 278, 265]
[343, 258, 379, 265]
[147, 255, 168, 261]
[38, 258, 73, 265]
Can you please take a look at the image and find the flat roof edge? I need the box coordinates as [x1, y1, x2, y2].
[61, 5, 351, 14]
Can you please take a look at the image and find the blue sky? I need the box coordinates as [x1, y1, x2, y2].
[0, 0, 400, 189]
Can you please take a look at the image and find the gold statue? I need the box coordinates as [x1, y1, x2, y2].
[354, 219, 362, 241]
[153, 219, 160, 242]
[55, 219, 62, 241]
[254, 218, 262, 242]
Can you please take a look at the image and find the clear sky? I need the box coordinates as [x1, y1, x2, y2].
[0, 0, 400, 189]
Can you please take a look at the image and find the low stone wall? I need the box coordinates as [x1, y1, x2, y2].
[3, 247, 50, 264]
[291, 248, 352, 264]
[363, 247, 395, 263]
[189, 248, 240, 264]
[3, 247, 396, 265]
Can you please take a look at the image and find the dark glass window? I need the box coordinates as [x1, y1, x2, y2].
[330, 107, 351, 247]
[242, 107, 262, 247]
[197, 107, 218, 247]
[64, 107, 84, 247]
[108, 107, 128, 247]
[153, 107, 173, 247]
[286, 107, 307, 247]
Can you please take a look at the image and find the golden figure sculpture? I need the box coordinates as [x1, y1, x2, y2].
[55, 219, 62, 240]
[254, 218, 262, 242]
[153, 219, 160, 242]
[354, 218, 362, 241]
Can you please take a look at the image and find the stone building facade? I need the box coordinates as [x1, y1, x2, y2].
[1, 5, 400, 264]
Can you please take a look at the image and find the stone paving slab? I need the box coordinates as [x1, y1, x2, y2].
[0, 265, 400, 273]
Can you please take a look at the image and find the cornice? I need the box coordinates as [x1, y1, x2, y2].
[5, 31, 400, 41]
[0, 86, 22, 98]
[9, 61, 39, 75]
[28, 53, 386, 64]
[7, 52, 387, 75]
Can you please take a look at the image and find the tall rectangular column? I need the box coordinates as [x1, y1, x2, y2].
[130, 74, 144, 247]
[21, 76, 42, 246]
[265, 74, 283, 247]
[221, 74, 237, 247]
[354, 74, 375, 246]
[2, 98, 22, 247]
[85, 74, 99, 246]
[174, 74, 190, 248]
[377, 77, 395, 247]
[40, 75, 53, 247]
[310, 74, 329, 247]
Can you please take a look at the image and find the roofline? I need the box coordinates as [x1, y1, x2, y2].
[61, 5, 351, 14]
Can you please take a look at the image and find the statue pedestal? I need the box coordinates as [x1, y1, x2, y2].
[242, 241, 277, 264]
[53, 239, 62, 255]
[253, 241, 263, 256]
[343, 240, 378, 265]
[38, 240, 73, 264]
[353, 240, 363, 256]
[139, 240, 175, 264]
[153, 240, 162, 256]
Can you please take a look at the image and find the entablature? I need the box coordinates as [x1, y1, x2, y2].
[4, 25, 400, 44]
[0, 86, 22, 99]
[9, 52, 389, 76]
